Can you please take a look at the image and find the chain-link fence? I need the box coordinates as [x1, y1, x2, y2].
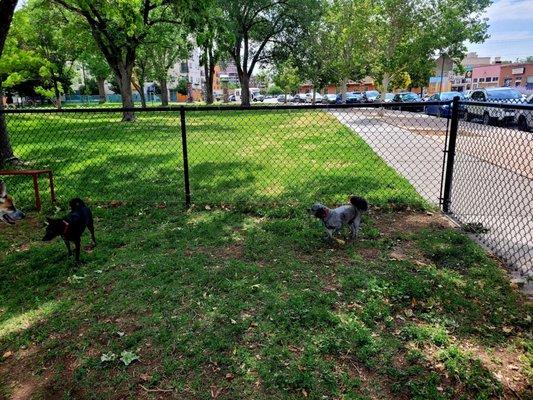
[450, 99, 533, 281]
[1, 99, 532, 279]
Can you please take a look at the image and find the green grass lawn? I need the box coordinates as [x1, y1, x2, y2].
[0, 110, 531, 399]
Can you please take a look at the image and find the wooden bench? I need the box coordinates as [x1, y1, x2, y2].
[0, 169, 56, 211]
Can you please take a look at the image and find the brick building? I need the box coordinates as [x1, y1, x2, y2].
[499, 63, 533, 91]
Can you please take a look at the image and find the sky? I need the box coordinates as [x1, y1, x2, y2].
[466, 0, 533, 61]
[15, 0, 533, 62]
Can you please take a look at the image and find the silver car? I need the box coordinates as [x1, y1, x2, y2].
[464, 87, 522, 125]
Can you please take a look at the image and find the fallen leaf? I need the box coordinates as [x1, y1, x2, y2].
[2, 351, 13, 359]
[100, 352, 117, 362]
[225, 372, 235, 381]
[139, 373, 152, 382]
[210, 385, 222, 399]
[120, 350, 140, 366]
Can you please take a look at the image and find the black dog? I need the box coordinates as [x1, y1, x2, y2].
[43, 198, 96, 263]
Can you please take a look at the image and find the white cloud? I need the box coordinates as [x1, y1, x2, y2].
[487, 32, 533, 42]
[484, 0, 533, 22]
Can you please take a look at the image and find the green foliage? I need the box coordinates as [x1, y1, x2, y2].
[176, 77, 189, 96]
[1, 0, 80, 102]
[79, 78, 100, 96]
[391, 71, 412, 91]
[367, 0, 490, 91]
[273, 61, 301, 94]
[267, 85, 283, 95]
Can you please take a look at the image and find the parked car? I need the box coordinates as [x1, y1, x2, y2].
[364, 90, 380, 102]
[464, 87, 523, 125]
[392, 92, 424, 111]
[344, 92, 365, 104]
[323, 93, 338, 104]
[425, 91, 465, 118]
[304, 92, 323, 103]
[228, 94, 236, 102]
[382, 93, 395, 102]
[251, 91, 264, 102]
[277, 94, 294, 103]
[293, 93, 307, 103]
[515, 94, 533, 131]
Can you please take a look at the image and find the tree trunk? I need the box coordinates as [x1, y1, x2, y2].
[97, 78, 106, 103]
[0, 1, 17, 56]
[205, 63, 215, 105]
[53, 79, 62, 110]
[160, 79, 169, 106]
[0, 111, 15, 166]
[239, 73, 251, 107]
[341, 77, 348, 103]
[382, 73, 391, 95]
[117, 64, 135, 121]
[132, 80, 147, 108]
[0, 1, 17, 165]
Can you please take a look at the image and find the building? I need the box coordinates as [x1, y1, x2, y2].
[499, 62, 533, 92]
[472, 65, 502, 89]
[462, 52, 492, 68]
[168, 47, 203, 102]
[218, 61, 239, 85]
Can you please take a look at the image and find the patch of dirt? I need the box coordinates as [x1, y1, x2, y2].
[417, 340, 532, 399]
[185, 242, 244, 262]
[459, 340, 532, 396]
[358, 247, 381, 260]
[371, 210, 454, 238]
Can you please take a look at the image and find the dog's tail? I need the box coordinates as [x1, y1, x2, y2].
[350, 196, 368, 212]
[69, 198, 86, 210]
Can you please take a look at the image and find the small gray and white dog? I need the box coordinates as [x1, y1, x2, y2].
[309, 196, 368, 241]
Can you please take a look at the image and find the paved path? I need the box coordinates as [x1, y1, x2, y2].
[330, 109, 533, 292]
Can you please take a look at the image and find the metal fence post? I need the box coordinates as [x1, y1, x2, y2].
[442, 96, 460, 213]
[180, 106, 191, 208]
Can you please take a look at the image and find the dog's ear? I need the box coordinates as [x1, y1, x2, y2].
[0, 181, 6, 198]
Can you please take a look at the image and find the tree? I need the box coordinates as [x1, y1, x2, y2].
[0, 0, 18, 165]
[142, 22, 189, 106]
[132, 60, 148, 108]
[176, 77, 188, 96]
[8, 0, 82, 109]
[50, 0, 204, 120]
[80, 43, 112, 104]
[267, 84, 282, 95]
[254, 70, 270, 93]
[273, 60, 300, 102]
[219, 0, 321, 107]
[196, 4, 228, 104]
[320, 0, 373, 101]
[370, 0, 490, 93]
